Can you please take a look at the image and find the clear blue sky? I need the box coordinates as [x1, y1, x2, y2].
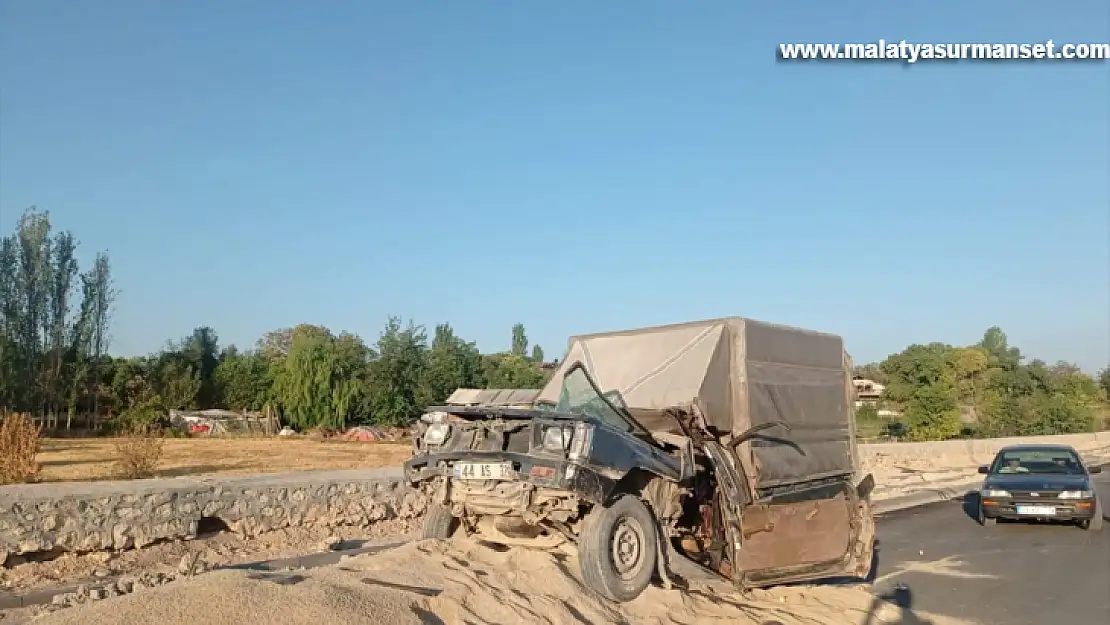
[1, 1, 1108, 371]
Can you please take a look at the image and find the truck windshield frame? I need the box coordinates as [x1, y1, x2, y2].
[551, 362, 650, 436]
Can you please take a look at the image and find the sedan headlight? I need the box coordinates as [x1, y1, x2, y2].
[542, 425, 573, 452]
[1058, 490, 1094, 499]
[981, 488, 1011, 498]
[424, 422, 451, 446]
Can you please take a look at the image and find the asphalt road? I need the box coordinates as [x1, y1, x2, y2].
[872, 469, 1110, 625]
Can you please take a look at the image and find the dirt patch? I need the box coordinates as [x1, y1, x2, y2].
[34, 437, 412, 483]
[0, 518, 420, 594]
[20, 539, 977, 625]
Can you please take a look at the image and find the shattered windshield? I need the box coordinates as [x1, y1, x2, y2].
[554, 365, 645, 434]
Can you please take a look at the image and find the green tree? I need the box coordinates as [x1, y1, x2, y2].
[105, 357, 147, 416]
[85, 253, 117, 420]
[271, 325, 374, 430]
[115, 368, 164, 429]
[178, 326, 221, 408]
[0, 207, 112, 428]
[13, 208, 52, 414]
[531, 344, 545, 364]
[903, 384, 961, 441]
[419, 323, 482, 407]
[977, 326, 1022, 369]
[214, 350, 272, 411]
[0, 235, 17, 409]
[876, 327, 1105, 440]
[256, 327, 294, 360]
[511, 323, 528, 357]
[483, 353, 546, 389]
[44, 231, 79, 423]
[879, 342, 956, 406]
[1098, 366, 1110, 397]
[63, 259, 99, 428]
[154, 359, 201, 410]
[367, 317, 427, 426]
[949, 346, 988, 404]
[1026, 392, 1094, 435]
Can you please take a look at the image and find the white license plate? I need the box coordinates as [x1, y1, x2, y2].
[1016, 505, 1056, 516]
[452, 462, 514, 480]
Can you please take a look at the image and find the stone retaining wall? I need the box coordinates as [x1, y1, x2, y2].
[0, 468, 425, 565]
[2, 432, 1107, 564]
[859, 431, 1110, 470]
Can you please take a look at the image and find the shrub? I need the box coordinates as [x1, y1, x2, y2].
[1096, 406, 1110, 432]
[903, 385, 962, 441]
[113, 422, 165, 479]
[856, 403, 880, 421]
[113, 401, 164, 432]
[885, 421, 909, 439]
[0, 412, 42, 485]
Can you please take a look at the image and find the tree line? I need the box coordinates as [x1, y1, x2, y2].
[854, 327, 1110, 440]
[0, 207, 550, 430]
[0, 208, 114, 429]
[2, 206, 1108, 437]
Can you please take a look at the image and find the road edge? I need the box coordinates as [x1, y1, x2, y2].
[6, 461, 1107, 611]
[873, 460, 1110, 516]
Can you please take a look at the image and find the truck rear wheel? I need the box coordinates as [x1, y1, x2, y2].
[577, 494, 658, 603]
[423, 503, 461, 540]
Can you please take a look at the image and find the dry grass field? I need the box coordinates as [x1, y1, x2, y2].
[36, 436, 413, 483]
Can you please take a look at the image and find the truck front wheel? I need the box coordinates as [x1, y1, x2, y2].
[422, 503, 461, 540]
[577, 494, 659, 602]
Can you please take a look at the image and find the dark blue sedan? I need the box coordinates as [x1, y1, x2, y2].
[976, 443, 1104, 531]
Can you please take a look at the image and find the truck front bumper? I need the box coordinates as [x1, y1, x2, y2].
[404, 451, 615, 506]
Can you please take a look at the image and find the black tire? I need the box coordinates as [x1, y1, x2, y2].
[977, 504, 995, 526]
[577, 494, 659, 603]
[423, 503, 460, 540]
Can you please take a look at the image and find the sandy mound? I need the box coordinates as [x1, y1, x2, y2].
[34, 539, 973, 625]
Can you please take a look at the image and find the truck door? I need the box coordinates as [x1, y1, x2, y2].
[709, 424, 875, 588]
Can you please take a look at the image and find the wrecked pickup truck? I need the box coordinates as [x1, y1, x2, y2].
[403, 317, 876, 602]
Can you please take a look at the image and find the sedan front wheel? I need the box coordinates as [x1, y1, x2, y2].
[976, 504, 996, 526]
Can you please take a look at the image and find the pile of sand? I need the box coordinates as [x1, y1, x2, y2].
[34, 539, 973, 625]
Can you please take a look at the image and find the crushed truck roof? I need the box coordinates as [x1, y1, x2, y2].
[537, 317, 857, 488]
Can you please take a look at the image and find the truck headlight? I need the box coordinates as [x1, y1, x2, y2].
[424, 423, 451, 446]
[420, 411, 448, 424]
[1058, 490, 1094, 499]
[542, 425, 573, 451]
[567, 422, 595, 461]
[981, 488, 1011, 498]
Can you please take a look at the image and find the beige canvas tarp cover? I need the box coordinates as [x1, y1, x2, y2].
[446, 388, 542, 407]
[536, 317, 857, 488]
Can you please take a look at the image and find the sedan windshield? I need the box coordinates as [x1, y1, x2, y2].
[990, 449, 1085, 475]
